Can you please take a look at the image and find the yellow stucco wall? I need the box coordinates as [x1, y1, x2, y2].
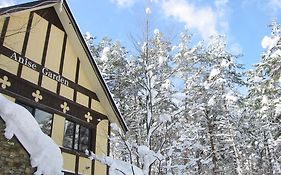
[51, 114, 65, 146]
[41, 76, 58, 93]
[21, 66, 39, 84]
[0, 18, 3, 32]
[25, 13, 48, 64]
[62, 40, 76, 81]
[76, 91, 89, 107]
[44, 25, 64, 72]
[78, 66, 92, 91]
[78, 157, 92, 175]
[0, 13, 31, 75]
[3, 13, 29, 53]
[94, 120, 109, 175]
[91, 99, 107, 115]
[60, 84, 74, 100]
[0, 55, 19, 75]
[62, 152, 76, 173]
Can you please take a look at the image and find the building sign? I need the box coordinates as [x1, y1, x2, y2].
[9, 51, 69, 86]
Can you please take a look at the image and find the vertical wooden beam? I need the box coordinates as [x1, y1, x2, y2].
[38, 22, 51, 86]
[75, 155, 79, 174]
[17, 12, 34, 77]
[91, 123, 97, 175]
[57, 32, 67, 94]
[0, 17, 10, 46]
[73, 58, 80, 101]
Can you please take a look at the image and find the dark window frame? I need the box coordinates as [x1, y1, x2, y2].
[16, 101, 54, 136]
[63, 119, 92, 153]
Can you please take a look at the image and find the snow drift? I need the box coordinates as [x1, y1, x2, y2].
[0, 94, 63, 175]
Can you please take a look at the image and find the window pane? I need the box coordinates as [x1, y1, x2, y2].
[34, 109, 53, 136]
[63, 120, 75, 149]
[63, 120, 92, 152]
[74, 124, 79, 150]
[79, 125, 90, 151]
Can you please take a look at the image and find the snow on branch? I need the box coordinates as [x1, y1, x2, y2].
[0, 94, 63, 175]
[88, 151, 143, 175]
[94, 123, 165, 175]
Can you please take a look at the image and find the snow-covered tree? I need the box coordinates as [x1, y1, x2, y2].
[85, 14, 281, 175]
[245, 21, 281, 174]
[174, 33, 245, 174]
[86, 9, 182, 173]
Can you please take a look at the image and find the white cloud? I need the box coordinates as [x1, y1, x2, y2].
[215, 0, 228, 8]
[162, 0, 218, 40]
[268, 0, 281, 13]
[0, 0, 15, 8]
[215, 0, 229, 33]
[161, 0, 230, 40]
[111, 0, 135, 7]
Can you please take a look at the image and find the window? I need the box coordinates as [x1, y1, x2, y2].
[63, 120, 91, 152]
[17, 102, 53, 136]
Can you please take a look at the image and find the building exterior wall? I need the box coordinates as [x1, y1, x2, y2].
[0, 7, 110, 175]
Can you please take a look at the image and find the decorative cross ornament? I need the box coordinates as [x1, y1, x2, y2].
[32, 90, 43, 102]
[85, 112, 92, 123]
[0, 76, 11, 89]
[60, 102, 69, 113]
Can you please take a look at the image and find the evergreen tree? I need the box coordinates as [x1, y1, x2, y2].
[246, 21, 281, 174]
[175, 34, 245, 174]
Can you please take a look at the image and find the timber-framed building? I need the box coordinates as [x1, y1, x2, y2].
[0, 0, 127, 174]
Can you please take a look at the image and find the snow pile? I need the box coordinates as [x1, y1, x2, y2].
[224, 92, 238, 103]
[88, 141, 164, 175]
[271, 49, 281, 58]
[137, 145, 164, 174]
[154, 28, 160, 35]
[111, 123, 122, 133]
[261, 96, 269, 105]
[159, 113, 171, 123]
[209, 68, 220, 80]
[141, 42, 147, 53]
[0, 94, 63, 175]
[221, 59, 231, 67]
[162, 79, 171, 90]
[208, 96, 216, 106]
[275, 103, 281, 115]
[100, 47, 110, 62]
[88, 151, 144, 175]
[252, 75, 263, 82]
[145, 7, 151, 15]
[261, 36, 279, 50]
[158, 56, 167, 66]
[85, 32, 92, 40]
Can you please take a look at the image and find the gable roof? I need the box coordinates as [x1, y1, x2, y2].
[0, 0, 128, 132]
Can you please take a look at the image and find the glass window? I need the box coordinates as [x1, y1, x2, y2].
[34, 109, 53, 136]
[74, 124, 80, 150]
[63, 119, 91, 152]
[17, 102, 53, 136]
[63, 120, 75, 149]
[79, 125, 90, 151]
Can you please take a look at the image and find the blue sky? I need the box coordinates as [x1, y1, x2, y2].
[2, 0, 281, 69]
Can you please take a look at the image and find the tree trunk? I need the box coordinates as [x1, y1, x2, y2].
[207, 117, 217, 174]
